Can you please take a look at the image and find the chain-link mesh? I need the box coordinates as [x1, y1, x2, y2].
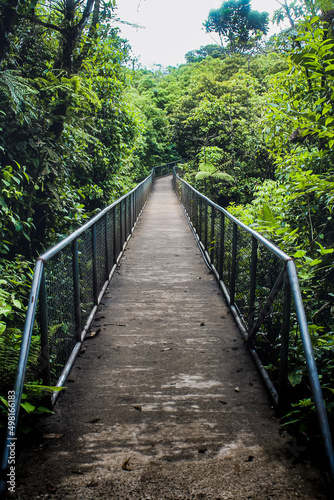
[107, 211, 114, 271]
[96, 217, 107, 292]
[78, 228, 94, 327]
[222, 216, 233, 290]
[115, 203, 121, 258]
[252, 244, 285, 384]
[45, 247, 76, 384]
[234, 228, 252, 327]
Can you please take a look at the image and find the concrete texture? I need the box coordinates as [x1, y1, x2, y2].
[15, 176, 327, 499]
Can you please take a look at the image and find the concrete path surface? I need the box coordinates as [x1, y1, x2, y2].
[15, 176, 327, 499]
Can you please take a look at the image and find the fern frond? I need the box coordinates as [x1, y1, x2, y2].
[195, 171, 212, 180]
[212, 172, 234, 183]
[198, 162, 216, 173]
[0, 71, 37, 111]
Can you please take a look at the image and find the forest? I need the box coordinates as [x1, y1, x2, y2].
[0, 0, 333, 449]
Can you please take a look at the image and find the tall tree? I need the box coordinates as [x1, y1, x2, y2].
[204, 0, 269, 53]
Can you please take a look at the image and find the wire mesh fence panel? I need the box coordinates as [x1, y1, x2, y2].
[115, 203, 121, 258]
[251, 242, 286, 384]
[255, 243, 285, 317]
[45, 247, 76, 385]
[254, 285, 285, 386]
[211, 208, 221, 272]
[207, 205, 213, 259]
[106, 213, 114, 273]
[126, 195, 131, 236]
[78, 228, 94, 327]
[222, 217, 233, 290]
[234, 229, 253, 328]
[96, 216, 107, 291]
[190, 190, 196, 225]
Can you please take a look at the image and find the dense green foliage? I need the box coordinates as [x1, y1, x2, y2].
[0, 0, 333, 450]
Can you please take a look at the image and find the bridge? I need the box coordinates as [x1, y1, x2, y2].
[1, 164, 333, 497]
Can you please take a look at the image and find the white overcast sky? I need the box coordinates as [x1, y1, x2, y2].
[115, 0, 283, 69]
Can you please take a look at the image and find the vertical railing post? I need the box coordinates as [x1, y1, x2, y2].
[204, 201, 208, 250]
[105, 213, 110, 277]
[72, 238, 82, 340]
[278, 269, 291, 410]
[124, 196, 128, 240]
[230, 223, 238, 305]
[39, 268, 52, 390]
[194, 193, 198, 234]
[120, 201, 123, 249]
[199, 197, 202, 242]
[219, 212, 225, 278]
[113, 205, 117, 264]
[130, 192, 133, 232]
[92, 224, 98, 304]
[248, 236, 258, 331]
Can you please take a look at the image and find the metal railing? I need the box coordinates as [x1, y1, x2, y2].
[1, 160, 333, 487]
[0, 164, 178, 494]
[173, 168, 334, 480]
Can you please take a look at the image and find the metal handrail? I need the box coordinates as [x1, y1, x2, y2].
[173, 168, 334, 480]
[0, 162, 178, 494]
[1, 161, 332, 489]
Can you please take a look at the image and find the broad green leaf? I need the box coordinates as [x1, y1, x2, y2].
[293, 250, 306, 258]
[288, 368, 303, 387]
[262, 204, 275, 225]
[21, 402, 35, 413]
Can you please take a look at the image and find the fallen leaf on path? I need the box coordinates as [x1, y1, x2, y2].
[122, 458, 132, 471]
[43, 433, 64, 439]
[86, 328, 101, 339]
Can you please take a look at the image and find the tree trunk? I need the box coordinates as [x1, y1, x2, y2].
[49, 0, 96, 139]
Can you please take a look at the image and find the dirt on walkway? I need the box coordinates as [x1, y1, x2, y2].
[13, 176, 328, 499]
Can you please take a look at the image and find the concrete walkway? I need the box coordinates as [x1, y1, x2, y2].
[16, 177, 326, 499]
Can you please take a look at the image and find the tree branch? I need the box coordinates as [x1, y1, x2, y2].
[20, 14, 64, 33]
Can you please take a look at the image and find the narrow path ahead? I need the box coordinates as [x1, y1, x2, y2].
[17, 177, 326, 499]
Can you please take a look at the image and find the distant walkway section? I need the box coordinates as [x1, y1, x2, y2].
[16, 176, 326, 499]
